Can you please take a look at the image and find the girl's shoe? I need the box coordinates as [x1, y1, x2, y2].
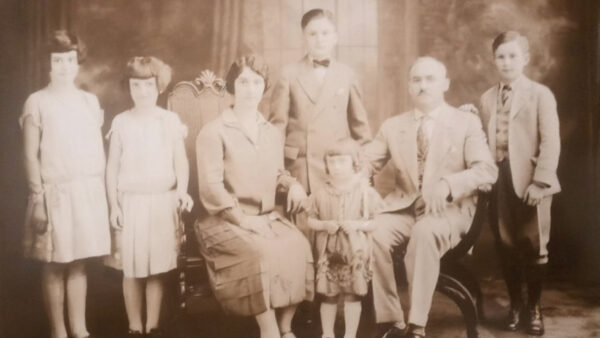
[147, 328, 164, 337]
[127, 329, 144, 337]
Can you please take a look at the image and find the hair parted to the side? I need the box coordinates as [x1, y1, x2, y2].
[125, 56, 172, 94]
[301, 8, 335, 30]
[225, 54, 270, 95]
[324, 137, 362, 173]
[492, 31, 530, 54]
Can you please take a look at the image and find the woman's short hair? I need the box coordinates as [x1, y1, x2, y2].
[324, 137, 362, 173]
[492, 31, 529, 54]
[42, 30, 86, 74]
[46, 30, 87, 62]
[301, 8, 335, 30]
[125, 56, 172, 94]
[225, 54, 269, 95]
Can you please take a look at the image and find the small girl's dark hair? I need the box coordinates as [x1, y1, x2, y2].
[125, 56, 173, 94]
[225, 54, 269, 95]
[492, 31, 529, 54]
[324, 137, 362, 173]
[46, 30, 87, 63]
[301, 8, 335, 30]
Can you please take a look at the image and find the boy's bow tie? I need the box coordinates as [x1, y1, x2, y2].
[312, 59, 330, 67]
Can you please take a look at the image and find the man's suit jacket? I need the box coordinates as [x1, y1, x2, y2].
[479, 76, 561, 197]
[269, 56, 372, 193]
[364, 104, 497, 239]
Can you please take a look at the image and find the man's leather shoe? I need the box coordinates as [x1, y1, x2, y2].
[527, 304, 545, 335]
[381, 325, 406, 338]
[504, 306, 521, 331]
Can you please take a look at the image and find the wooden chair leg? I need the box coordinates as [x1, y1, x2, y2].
[441, 261, 485, 320]
[437, 273, 479, 338]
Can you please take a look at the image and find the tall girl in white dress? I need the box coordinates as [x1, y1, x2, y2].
[105, 56, 192, 337]
[20, 30, 111, 338]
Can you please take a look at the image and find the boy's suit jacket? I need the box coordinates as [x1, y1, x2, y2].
[269, 55, 372, 193]
[364, 104, 497, 242]
[479, 76, 561, 197]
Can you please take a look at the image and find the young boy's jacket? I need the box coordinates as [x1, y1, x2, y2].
[479, 76, 561, 197]
[269, 55, 372, 193]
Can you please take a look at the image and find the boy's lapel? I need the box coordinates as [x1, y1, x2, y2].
[398, 111, 419, 187]
[509, 77, 530, 120]
[488, 86, 498, 153]
[296, 56, 320, 104]
[312, 61, 343, 119]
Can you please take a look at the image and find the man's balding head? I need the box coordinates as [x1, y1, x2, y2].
[408, 56, 450, 113]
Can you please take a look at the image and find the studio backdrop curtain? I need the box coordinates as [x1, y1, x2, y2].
[24, 0, 77, 93]
[210, 0, 264, 77]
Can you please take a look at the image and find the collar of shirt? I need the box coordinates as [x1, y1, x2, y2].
[308, 54, 333, 66]
[414, 103, 443, 122]
[499, 75, 525, 91]
[222, 107, 268, 127]
[414, 104, 444, 141]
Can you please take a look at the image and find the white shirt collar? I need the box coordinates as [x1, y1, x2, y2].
[414, 103, 444, 121]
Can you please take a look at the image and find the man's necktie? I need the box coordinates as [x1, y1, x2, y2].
[501, 84, 512, 107]
[312, 59, 330, 68]
[417, 116, 430, 189]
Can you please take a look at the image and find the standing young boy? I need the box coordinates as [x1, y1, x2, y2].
[269, 8, 372, 198]
[479, 31, 560, 336]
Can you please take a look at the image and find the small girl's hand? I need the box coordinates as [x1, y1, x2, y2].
[340, 220, 361, 234]
[177, 191, 194, 212]
[110, 206, 124, 230]
[32, 200, 48, 234]
[324, 221, 340, 235]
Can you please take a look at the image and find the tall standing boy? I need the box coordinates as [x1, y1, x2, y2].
[479, 31, 561, 336]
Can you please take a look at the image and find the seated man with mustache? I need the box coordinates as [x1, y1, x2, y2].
[364, 56, 498, 338]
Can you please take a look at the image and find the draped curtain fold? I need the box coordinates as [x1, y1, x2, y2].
[24, 0, 76, 93]
[210, 0, 264, 77]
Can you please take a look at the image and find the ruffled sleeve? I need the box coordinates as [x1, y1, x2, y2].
[105, 114, 123, 141]
[165, 110, 188, 141]
[19, 93, 42, 129]
[83, 92, 105, 127]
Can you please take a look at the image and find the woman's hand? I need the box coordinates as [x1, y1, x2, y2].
[32, 199, 48, 234]
[177, 191, 194, 212]
[458, 103, 479, 115]
[287, 183, 308, 214]
[110, 206, 124, 230]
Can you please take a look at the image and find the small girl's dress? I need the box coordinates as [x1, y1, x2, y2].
[104, 108, 187, 278]
[19, 87, 111, 263]
[307, 178, 384, 297]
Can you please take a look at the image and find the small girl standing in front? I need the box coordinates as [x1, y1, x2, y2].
[306, 138, 384, 338]
[21, 30, 110, 338]
[105, 56, 192, 337]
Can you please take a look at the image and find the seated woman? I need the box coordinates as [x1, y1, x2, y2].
[195, 55, 314, 338]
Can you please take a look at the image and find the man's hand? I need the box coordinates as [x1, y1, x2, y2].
[425, 180, 451, 216]
[523, 183, 546, 206]
[287, 183, 308, 214]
